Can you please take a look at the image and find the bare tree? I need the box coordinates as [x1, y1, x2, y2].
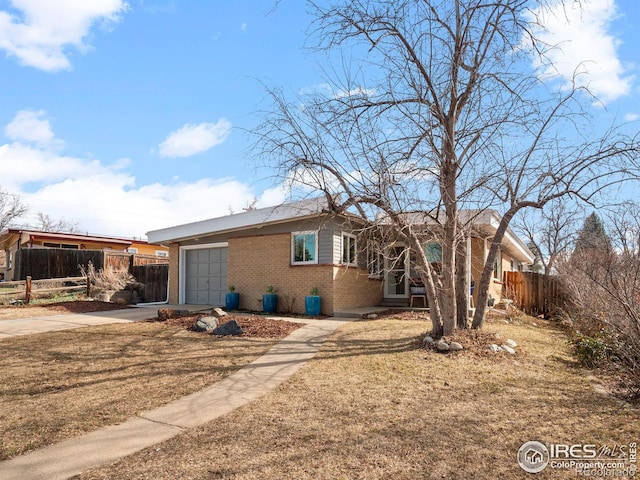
[559, 203, 640, 392]
[34, 212, 79, 233]
[256, 0, 640, 336]
[513, 200, 581, 275]
[0, 187, 28, 231]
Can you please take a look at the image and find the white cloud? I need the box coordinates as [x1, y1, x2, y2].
[624, 112, 639, 122]
[241, 22, 247, 32]
[525, 0, 632, 104]
[158, 119, 232, 158]
[26, 175, 257, 238]
[299, 83, 376, 100]
[4, 109, 62, 147]
[1, 110, 280, 238]
[333, 87, 376, 99]
[0, 0, 128, 71]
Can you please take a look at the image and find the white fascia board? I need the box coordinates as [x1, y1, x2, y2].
[147, 197, 333, 244]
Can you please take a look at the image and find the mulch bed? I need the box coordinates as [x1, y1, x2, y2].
[150, 314, 304, 339]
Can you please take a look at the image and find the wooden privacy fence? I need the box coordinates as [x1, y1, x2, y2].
[503, 271, 567, 317]
[14, 249, 105, 280]
[105, 251, 170, 270]
[10, 249, 169, 303]
[0, 276, 90, 304]
[132, 264, 168, 303]
[14, 249, 169, 281]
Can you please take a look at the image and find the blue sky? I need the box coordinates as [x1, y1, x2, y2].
[0, 0, 639, 239]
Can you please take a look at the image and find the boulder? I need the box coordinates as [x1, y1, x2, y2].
[449, 341, 464, 351]
[211, 319, 243, 336]
[505, 339, 517, 348]
[193, 316, 218, 333]
[500, 344, 516, 355]
[366, 313, 378, 320]
[211, 307, 228, 318]
[488, 344, 501, 353]
[436, 340, 450, 352]
[423, 335, 435, 345]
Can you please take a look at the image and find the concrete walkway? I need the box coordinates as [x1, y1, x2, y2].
[0, 315, 350, 480]
[0, 307, 157, 339]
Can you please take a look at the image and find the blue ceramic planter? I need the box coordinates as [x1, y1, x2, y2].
[305, 295, 321, 316]
[225, 292, 240, 311]
[263, 293, 278, 313]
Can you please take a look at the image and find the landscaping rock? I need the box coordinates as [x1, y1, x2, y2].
[436, 340, 450, 352]
[211, 307, 228, 318]
[193, 316, 218, 333]
[449, 341, 464, 351]
[488, 344, 501, 353]
[500, 344, 516, 355]
[211, 319, 243, 336]
[367, 313, 378, 320]
[505, 339, 517, 348]
[423, 335, 435, 345]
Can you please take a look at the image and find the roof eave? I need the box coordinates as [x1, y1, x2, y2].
[148, 211, 353, 244]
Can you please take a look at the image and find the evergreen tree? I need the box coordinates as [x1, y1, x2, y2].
[574, 212, 611, 254]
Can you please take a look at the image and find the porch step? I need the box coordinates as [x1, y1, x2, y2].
[381, 299, 409, 307]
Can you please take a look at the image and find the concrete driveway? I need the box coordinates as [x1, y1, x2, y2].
[0, 307, 158, 340]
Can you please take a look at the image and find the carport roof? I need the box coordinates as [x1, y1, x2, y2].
[147, 197, 335, 244]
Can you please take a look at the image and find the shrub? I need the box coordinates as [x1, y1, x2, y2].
[568, 332, 612, 368]
[80, 261, 135, 292]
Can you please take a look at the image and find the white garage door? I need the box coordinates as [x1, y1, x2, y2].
[184, 247, 228, 305]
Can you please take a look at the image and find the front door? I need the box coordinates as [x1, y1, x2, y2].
[384, 245, 408, 299]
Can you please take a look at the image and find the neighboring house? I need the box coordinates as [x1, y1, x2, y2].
[147, 197, 534, 315]
[127, 240, 170, 257]
[0, 229, 169, 281]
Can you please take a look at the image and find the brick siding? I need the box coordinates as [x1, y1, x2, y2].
[332, 266, 383, 311]
[228, 234, 381, 314]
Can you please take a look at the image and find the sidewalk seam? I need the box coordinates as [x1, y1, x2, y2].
[137, 415, 187, 432]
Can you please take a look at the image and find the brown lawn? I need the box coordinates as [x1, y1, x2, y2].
[76, 312, 640, 480]
[0, 314, 301, 460]
[0, 300, 130, 320]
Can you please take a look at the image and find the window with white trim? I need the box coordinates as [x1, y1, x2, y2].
[424, 241, 442, 275]
[127, 247, 139, 253]
[155, 250, 168, 257]
[341, 232, 357, 265]
[291, 231, 318, 264]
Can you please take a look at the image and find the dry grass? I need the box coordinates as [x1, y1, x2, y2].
[0, 300, 129, 320]
[0, 321, 285, 460]
[77, 313, 640, 480]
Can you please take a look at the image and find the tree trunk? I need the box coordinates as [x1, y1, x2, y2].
[455, 236, 469, 329]
[472, 210, 516, 329]
[440, 217, 457, 336]
[408, 233, 443, 338]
